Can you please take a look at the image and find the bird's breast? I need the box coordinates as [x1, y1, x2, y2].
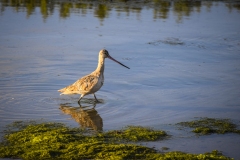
[90, 73, 104, 93]
[98, 74, 104, 87]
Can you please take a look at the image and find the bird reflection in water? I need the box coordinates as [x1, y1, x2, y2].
[60, 103, 103, 131]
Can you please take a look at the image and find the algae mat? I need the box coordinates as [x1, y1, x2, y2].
[0, 120, 235, 160]
[177, 117, 240, 135]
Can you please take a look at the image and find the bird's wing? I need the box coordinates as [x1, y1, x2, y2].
[77, 74, 98, 92]
[58, 74, 98, 95]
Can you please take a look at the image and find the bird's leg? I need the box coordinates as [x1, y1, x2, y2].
[78, 95, 83, 105]
[93, 93, 100, 103]
[77, 99, 81, 105]
[92, 103, 96, 108]
[78, 101, 82, 107]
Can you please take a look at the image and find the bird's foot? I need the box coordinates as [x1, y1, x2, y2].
[93, 94, 101, 103]
[95, 99, 101, 103]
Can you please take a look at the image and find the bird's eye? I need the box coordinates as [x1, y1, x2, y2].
[105, 51, 109, 56]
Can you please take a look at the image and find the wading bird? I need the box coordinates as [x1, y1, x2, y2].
[58, 49, 130, 104]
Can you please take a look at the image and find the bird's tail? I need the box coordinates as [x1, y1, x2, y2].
[58, 87, 67, 95]
[58, 85, 79, 95]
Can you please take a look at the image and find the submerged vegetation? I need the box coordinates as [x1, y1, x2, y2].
[177, 117, 240, 135]
[0, 120, 234, 159]
[148, 37, 185, 46]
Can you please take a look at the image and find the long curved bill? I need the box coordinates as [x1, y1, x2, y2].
[108, 55, 130, 69]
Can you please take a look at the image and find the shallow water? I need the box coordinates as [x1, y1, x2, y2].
[0, 0, 240, 158]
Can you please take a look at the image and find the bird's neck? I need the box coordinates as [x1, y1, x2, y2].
[95, 56, 105, 75]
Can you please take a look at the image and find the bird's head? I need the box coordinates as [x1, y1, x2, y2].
[100, 49, 110, 59]
[99, 49, 130, 69]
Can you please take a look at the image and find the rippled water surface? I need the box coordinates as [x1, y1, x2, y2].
[0, 0, 240, 158]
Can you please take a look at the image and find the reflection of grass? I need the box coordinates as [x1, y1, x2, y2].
[0, 121, 234, 159]
[177, 117, 240, 135]
[2, 0, 240, 22]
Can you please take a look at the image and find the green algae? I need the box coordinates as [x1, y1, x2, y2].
[0, 121, 234, 159]
[104, 125, 168, 142]
[177, 117, 240, 135]
[146, 150, 233, 160]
